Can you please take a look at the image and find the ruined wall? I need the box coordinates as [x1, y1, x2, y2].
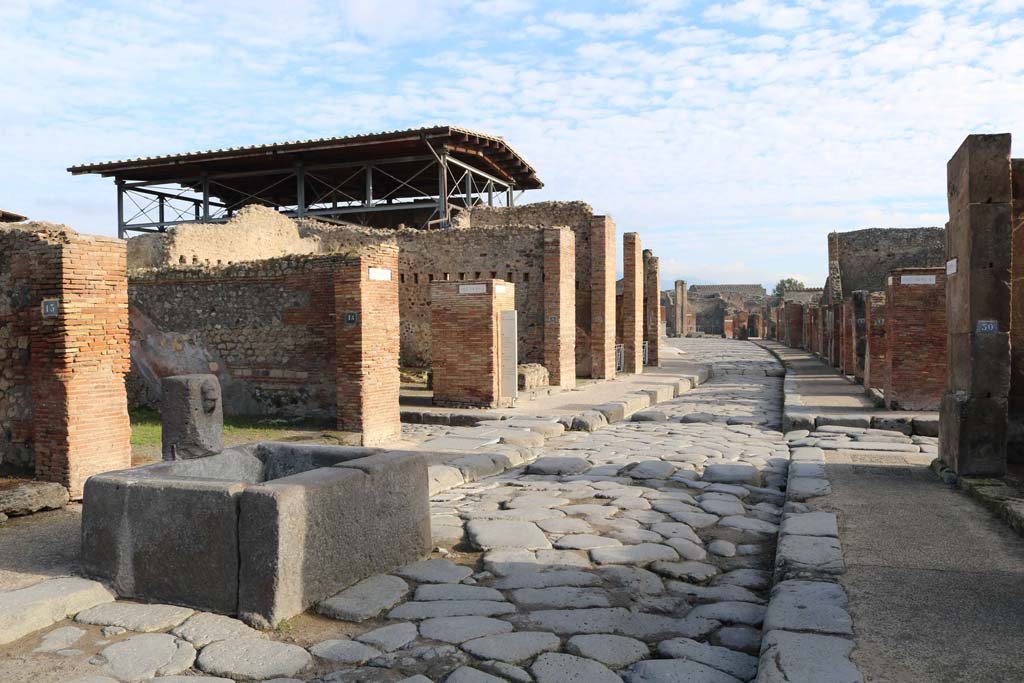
[0, 223, 130, 497]
[864, 291, 887, 392]
[830, 227, 945, 298]
[1011, 158, 1024, 461]
[885, 268, 947, 410]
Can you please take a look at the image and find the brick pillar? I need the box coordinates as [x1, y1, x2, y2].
[941, 134, 1013, 476]
[642, 250, 660, 366]
[673, 280, 686, 337]
[544, 228, 576, 389]
[724, 316, 734, 339]
[829, 304, 842, 368]
[430, 280, 515, 408]
[1009, 158, 1024, 461]
[785, 302, 803, 347]
[31, 236, 131, 499]
[336, 246, 400, 446]
[864, 291, 887, 392]
[590, 216, 616, 379]
[851, 291, 868, 383]
[885, 268, 947, 410]
[621, 233, 643, 373]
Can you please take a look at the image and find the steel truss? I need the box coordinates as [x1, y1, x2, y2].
[116, 149, 521, 238]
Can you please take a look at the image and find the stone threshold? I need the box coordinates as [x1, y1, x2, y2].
[929, 459, 1024, 537]
[423, 368, 714, 497]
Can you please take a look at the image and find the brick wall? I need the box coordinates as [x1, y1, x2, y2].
[1010, 157, 1024, 461]
[590, 216, 616, 379]
[785, 302, 804, 348]
[336, 247, 401, 445]
[431, 280, 516, 408]
[543, 228, 576, 388]
[885, 267, 947, 410]
[622, 233, 643, 373]
[1, 224, 131, 498]
[723, 317, 735, 339]
[864, 291, 887, 391]
[642, 250, 661, 366]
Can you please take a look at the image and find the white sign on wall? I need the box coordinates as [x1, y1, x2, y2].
[459, 284, 487, 294]
[901, 275, 936, 285]
[946, 258, 958, 275]
[494, 285, 507, 294]
[368, 267, 392, 281]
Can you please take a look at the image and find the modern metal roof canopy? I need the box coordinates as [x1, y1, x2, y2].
[0, 209, 27, 223]
[68, 126, 544, 238]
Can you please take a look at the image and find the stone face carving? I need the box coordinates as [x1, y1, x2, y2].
[161, 374, 224, 461]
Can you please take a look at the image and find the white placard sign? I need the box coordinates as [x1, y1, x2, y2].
[459, 284, 487, 294]
[946, 258, 958, 275]
[494, 285, 507, 293]
[901, 275, 936, 285]
[368, 267, 392, 281]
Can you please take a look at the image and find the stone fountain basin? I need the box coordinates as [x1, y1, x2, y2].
[80, 442, 430, 628]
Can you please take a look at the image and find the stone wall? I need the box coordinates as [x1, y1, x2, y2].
[0, 223, 131, 497]
[784, 301, 804, 348]
[885, 267, 947, 410]
[643, 250, 661, 365]
[129, 246, 401, 442]
[621, 233, 643, 373]
[829, 227, 945, 298]
[1009, 157, 1024, 462]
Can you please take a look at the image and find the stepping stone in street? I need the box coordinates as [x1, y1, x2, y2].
[591, 543, 679, 565]
[566, 634, 649, 668]
[76, 602, 194, 633]
[530, 652, 624, 683]
[461, 631, 560, 664]
[414, 584, 504, 602]
[355, 622, 418, 651]
[527, 456, 591, 475]
[553, 534, 622, 550]
[626, 658, 744, 683]
[658, 637, 758, 681]
[197, 638, 312, 680]
[418, 616, 514, 644]
[317, 574, 410, 622]
[396, 559, 474, 584]
[388, 600, 516, 620]
[702, 463, 760, 485]
[510, 586, 611, 609]
[99, 633, 196, 681]
[171, 612, 264, 648]
[467, 519, 552, 551]
[309, 639, 382, 664]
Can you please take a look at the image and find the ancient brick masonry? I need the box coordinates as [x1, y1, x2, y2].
[621, 233, 643, 373]
[336, 246, 401, 445]
[0, 225, 131, 498]
[590, 216, 616, 379]
[544, 228, 576, 388]
[784, 301, 803, 348]
[431, 280, 516, 408]
[723, 317, 734, 339]
[863, 291, 887, 392]
[642, 250, 661, 366]
[942, 134, 1014, 476]
[885, 267, 947, 410]
[1010, 157, 1024, 461]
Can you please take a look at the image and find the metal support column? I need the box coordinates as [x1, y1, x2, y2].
[463, 172, 472, 208]
[201, 172, 210, 221]
[158, 196, 165, 232]
[437, 154, 448, 227]
[364, 165, 373, 207]
[506, 187, 514, 207]
[295, 163, 306, 218]
[116, 180, 125, 239]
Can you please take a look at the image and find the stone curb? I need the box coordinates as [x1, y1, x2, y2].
[424, 367, 713, 497]
[754, 358, 864, 683]
[753, 341, 938, 437]
[929, 459, 1024, 537]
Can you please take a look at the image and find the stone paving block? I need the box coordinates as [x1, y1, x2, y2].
[429, 465, 466, 495]
[657, 637, 758, 681]
[75, 602, 194, 633]
[595, 402, 628, 423]
[467, 520, 552, 550]
[787, 477, 832, 501]
[764, 580, 852, 635]
[816, 415, 871, 429]
[418, 616, 514, 644]
[309, 638, 381, 663]
[789, 447, 825, 463]
[0, 481, 69, 517]
[527, 456, 592, 475]
[566, 634, 649, 668]
[530, 652, 623, 683]
[388, 600, 516, 620]
[755, 630, 862, 683]
[171, 612, 264, 648]
[780, 512, 839, 538]
[0, 577, 115, 646]
[317, 574, 410, 622]
[591, 543, 679, 565]
[625, 658, 744, 683]
[197, 637, 312, 680]
[396, 559, 473, 584]
[462, 631, 560, 663]
[776, 535, 846, 578]
[571, 411, 608, 432]
[99, 633, 196, 681]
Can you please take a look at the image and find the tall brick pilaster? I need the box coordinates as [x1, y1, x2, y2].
[673, 280, 686, 337]
[543, 228, 576, 389]
[885, 268, 946, 410]
[642, 250, 661, 366]
[621, 233, 643, 373]
[864, 291, 887, 392]
[941, 134, 1013, 476]
[336, 246, 401, 446]
[590, 216, 616, 379]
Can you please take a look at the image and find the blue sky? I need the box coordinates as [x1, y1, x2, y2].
[2, 0, 1023, 289]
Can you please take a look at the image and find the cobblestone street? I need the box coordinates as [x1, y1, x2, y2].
[0, 339, 803, 682]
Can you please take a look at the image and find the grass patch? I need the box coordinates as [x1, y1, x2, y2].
[130, 408, 336, 449]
